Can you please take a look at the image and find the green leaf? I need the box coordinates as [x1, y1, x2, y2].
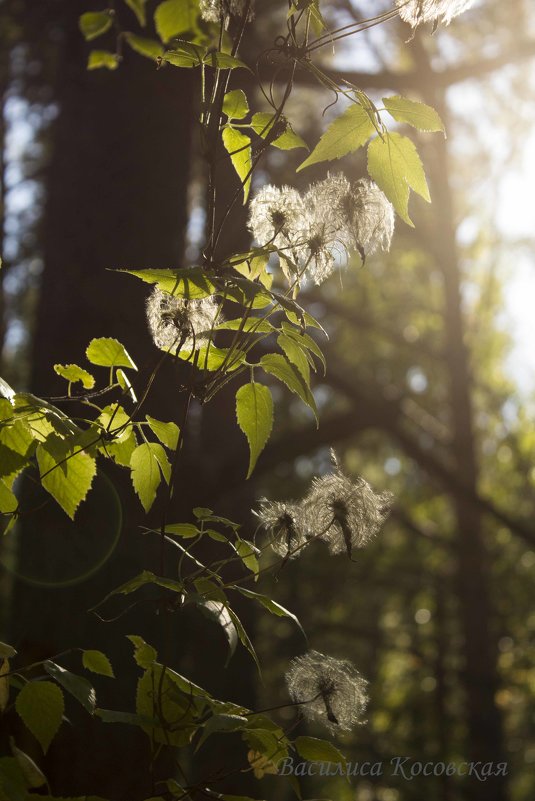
[226, 607, 261, 675]
[9, 741, 46, 788]
[0, 480, 17, 513]
[297, 103, 376, 171]
[119, 266, 215, 299]
[203, 51, 249, 70]
[146, 416, 180, 450]
[235, 539, 259, 576]
[124, 32, 164, 60]
[367, 132, 430, 226]
[222, 127, 252, 203]
[82, 650, 114, 678]
[79, 11, 112, 41]
[277, 334, 310, 383]
[195, 601, 238, 664]
[86, 337, 137, 370]
[223, 89, 249, 120]
[236, 382, 273, 479]
[383, 95, 445, 134]
[154, 0, 197, 42]
[280, 322, 326, 373]
[163, 43, 205, 67]
[136, 664, 205, 746]
[124, 0, 147, 25]
[294, 735, 346, 766]
[43, 661, 96, 714]
[0, 757, 27, 801]
[130, 442, 170, 512]
[165, 522, 200, 538]
[197, 713, 249, 748]
[127, 635, 158, 669]
[233, 587, 305, 637]
[250, 112, 307, 151]
[92, 571, 184, 611]
[15, 681, 64, 753]
[88, 50, 120, 70]
[260, 353, 318, 421]
[36, 435, 96, 520]
[54, 364, 95, 389]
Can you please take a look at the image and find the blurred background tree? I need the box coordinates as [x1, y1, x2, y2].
[1, 1, 534, 800]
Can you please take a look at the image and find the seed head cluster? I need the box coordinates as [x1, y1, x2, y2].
[396, 0, 474, 26]
[146, 287, 219, 354]
[285, 650, 368, 733]
[248, 174, 394, 285]
[254, 450, 392, 560]
[199, 0, 254, 25]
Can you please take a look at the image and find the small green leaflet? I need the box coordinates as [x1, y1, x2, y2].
[146, 415, 180, 450]
[125, 0, 147, 25]
[222, 128, 252, 204]
[120, 266, 215, 299]
[297, 103, 376, 171]
[44, 661, 96, 714]
[130, 442, 171, 512]
[86, 338, 137, 370]
[383, 95, 445, 134]
[15, 681, 64, 753]
[82, 650, 114, 678]
[234, 587, 305, 638]
[294, 735, 347, 766]
[367, 132, 430, 226]
[223, 90, 249, 121]
[79, 11, 112, 41]
[236, 382, 273, 479]
[154, 0, 197, 43]
[260, 353, 318, 422]
[54, 364, 95, 389]
[250, 112, 308, 151]
[127, 635, 158, 668]
[277, 333, 310, 383]
[124, 32, 164, 60]
[234, 539, 259, 575]
[88, 51, 119, 70]
[36, 435, 96, 520]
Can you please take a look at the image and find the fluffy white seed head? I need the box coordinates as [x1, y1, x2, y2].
[304, 453, 393, 557]
[352, 178, 395, 256]
[396, 0, 474, 27]
[200, 0, 254, 24]
[248, 185, 305, 253]
[285, 650, 368, 733]
[146, 287, 219, 353]
[254, 499, 309, 559]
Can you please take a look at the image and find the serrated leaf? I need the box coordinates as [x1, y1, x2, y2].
[233, 587, 305, 638]
[236, 382, 273, 479]
[0, 480, 17, 514]
[120, 266, 215, 299]
[88, 50, 119, 70]
[260, 353, 318, 421]
[223, 89, 249, 120]
[277, 333, 310, 383]
[124, 32, 164, 60]
[44, 661, 96, 714]
[250, 112, 307, 151]
[383, 95, 445, 134]
[294, 735, 346, 766]
[297, 103, 375, 171]
[163, 43, 205, 67]
[155, 0, 197, 42]
[15, 681, 64, 753]
[36, 435, 96, 520]
[130, 442, 170, 512]
[79, 11, 112, 41]
[222, 127, 252, 203]
[127, 635, 158, 669]
[125, 0, 147, 25]
[54, 364, 95, 389]
[235, 538, 259, 575]
[82, 650, 114, 678]
[146, 415, 180, 450]
[367, 132, 430, 226]
[86, 337, 137, 370]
